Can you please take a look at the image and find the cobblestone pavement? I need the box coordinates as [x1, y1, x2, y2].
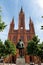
[0, 63, 43, 65]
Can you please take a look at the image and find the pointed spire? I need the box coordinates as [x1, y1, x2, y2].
[12, 17, 14, 22]
[29, 17, 33, 24]
[11, 17, 14, 24]
[30, 17, 32, 22]
[19, 7, 25, 29]
[10, 17, 14, 27]
[20, 7, 23, 13]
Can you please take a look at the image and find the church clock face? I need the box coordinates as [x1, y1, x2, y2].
[20, 27, 23, 29]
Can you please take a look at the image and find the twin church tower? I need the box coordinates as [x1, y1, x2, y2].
[8, 7, 35, 47]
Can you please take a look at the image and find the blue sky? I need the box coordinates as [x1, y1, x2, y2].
[0, 0, 43, 43]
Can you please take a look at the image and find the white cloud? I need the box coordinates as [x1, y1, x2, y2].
[36, 0, 43, 8]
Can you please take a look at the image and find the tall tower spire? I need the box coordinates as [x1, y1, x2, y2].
[18, 7, 25, 30]
[9, 17, 14, 33]
[20, 7, 23, 13]
[29, 17, 35, 34]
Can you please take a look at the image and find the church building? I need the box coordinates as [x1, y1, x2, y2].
[8, 8, 35, 63]
[8, 8, 35, 47]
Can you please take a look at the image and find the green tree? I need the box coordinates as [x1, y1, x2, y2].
[38, 42, 43, 62]
[41, 26, 43, 29]
[27, 36, 40, 56]
[4, 40, 16, 63]
[0, 6, 6, 31]
[0, 39, 5, 58]
[41, 16, 43, 29]
[32, 36, 40, 44]
[4, 40, 16, 57]
[0, 39, 16, 63]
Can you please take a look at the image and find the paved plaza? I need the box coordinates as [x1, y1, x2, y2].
[0, 63, 16, 65]
[0, 63, 43, 65]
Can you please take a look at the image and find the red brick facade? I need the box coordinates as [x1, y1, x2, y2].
[8, 8, 35, 63]
[8, 8, 35, 46]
